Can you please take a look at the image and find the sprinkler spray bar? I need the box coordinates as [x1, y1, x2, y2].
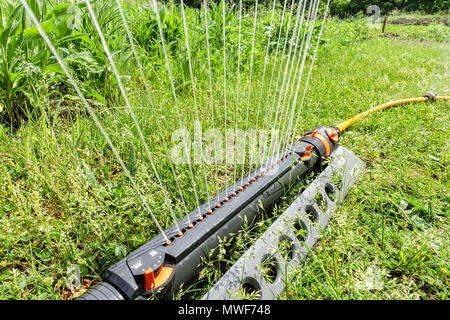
[204, 93, 449, 299]
[79, 125, 341, 300]
[79, 93, 448, 300]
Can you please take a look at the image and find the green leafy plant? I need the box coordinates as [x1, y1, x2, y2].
[0, 0, 128, 126]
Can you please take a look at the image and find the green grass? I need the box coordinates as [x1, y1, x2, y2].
[382, 22, 449, 42]
[187, 29, 450, 300]
[0, 9, 449, 300]
[387, 11, 450, 20]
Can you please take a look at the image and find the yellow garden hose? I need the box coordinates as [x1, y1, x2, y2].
[336, 94, 450, 132]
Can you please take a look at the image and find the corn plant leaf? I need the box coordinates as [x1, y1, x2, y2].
[46, 3, 76, 19]
[27, 0, 42, 21]
[45, 63, 65, 75]
[86, 89, 107, 105]
[9, 19, 21, 36]
[8, 72, 19, 84]
[0, 19, 21, 44]
[54, 15, 71, 38]
[23, 17, 56, 38]
[55, 32, 89, 45]
[0, 5, 3, 33]
[0, 26, 10, 44]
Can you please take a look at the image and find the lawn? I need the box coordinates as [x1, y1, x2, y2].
[190, 23, 450, 300]
[0, 2, 448, 300]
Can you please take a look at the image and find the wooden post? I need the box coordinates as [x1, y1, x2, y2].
[382, 16, 388, 33]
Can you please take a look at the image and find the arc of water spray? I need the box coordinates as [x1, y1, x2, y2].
[256, 0, 289, 169]
[202, 0, 221, 204]
[151, 0, 203, 218]
[83, 0, 183, 233]
[267, 0, 310, 165]
[115, 0, 152, 104]
[273, 0, 318, 160]
[233, 0, 243, 193]
[249, 0, 278, 172]
[222, 0, 229, 198]
[256, 0, 305, 173]
[116, 0, 192, 225]
[285, 0, 331, 149]
[180, 0, 211, 210]
[277, 0, 322, 156]
[262, 0, 298, 169]
[272, 0, 310, 155]
[19, 0, 170, 242]
[267, 0, 318, 165]
[276, 0, 313, 152]
[240, 0, 259, 187]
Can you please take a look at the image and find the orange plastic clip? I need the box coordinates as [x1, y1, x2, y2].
[144, 268, 155, 291]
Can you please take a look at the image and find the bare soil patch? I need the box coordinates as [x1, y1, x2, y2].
[387, 17, 448, 25]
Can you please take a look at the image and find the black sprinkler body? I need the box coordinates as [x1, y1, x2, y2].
[78, 126, 340, 300]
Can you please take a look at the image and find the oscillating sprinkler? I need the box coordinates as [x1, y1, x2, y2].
[78, 93, 449, 300]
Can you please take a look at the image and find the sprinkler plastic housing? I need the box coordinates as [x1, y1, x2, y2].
[78, 126, 340, 300]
